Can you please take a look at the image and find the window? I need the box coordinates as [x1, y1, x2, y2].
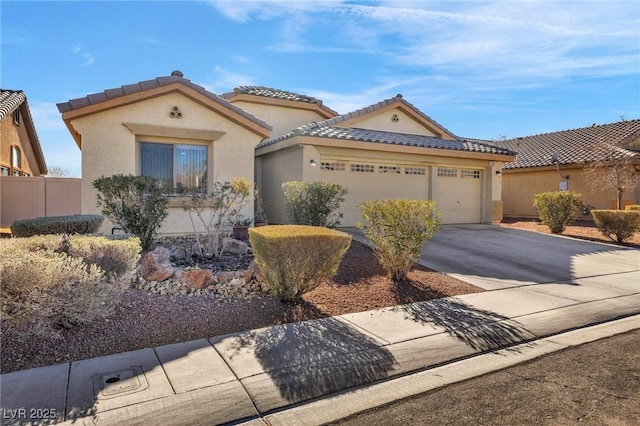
[437, 167, 457, 177]
[13, 109, 20, 126]
[378, 165, 401, 174]
[140, 142, 207, 193]
[461, 169, 481, 179]
[350, 163, 374, 173]
[1, 166, 9, 176]
[13, 170, 21, 177]
[320, 162, 346, 171]
[11, 146, 21, 169]
[405, 167, 426, 175]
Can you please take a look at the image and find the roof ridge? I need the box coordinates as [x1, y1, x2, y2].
[501, 117, 640, 141]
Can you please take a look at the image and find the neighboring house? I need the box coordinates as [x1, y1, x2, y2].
[57, 71, 515, 235]
[492, 119, 640, 218]
[255, 94, 515, 226]
[0, 89, 47, 177]
[57, 71, 272, 235]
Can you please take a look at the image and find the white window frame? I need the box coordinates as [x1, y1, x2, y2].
[437, 167, 457, 178]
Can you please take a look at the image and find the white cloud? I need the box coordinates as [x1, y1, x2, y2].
[72, 44, 94, 66]
[208, 0, 345, 22]
[81, 53, 94, 66]
[201, 65, 256, 93]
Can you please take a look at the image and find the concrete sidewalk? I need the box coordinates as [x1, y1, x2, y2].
[2, 226, 639, 425]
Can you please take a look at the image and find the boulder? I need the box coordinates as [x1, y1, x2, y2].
[181, 269, 215, 289]
[221, 238, 249, 255]
[169, 245, 188, 262]
[140, 247, 174, 282]
[217, 271, 237, 284]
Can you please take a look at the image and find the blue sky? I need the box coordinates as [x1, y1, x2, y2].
[2, 0, 639, 178]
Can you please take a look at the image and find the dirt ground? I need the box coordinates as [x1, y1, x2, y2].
[333, 329, 640, 426]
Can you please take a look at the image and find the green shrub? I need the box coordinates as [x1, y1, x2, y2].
[249, 225, 351, 301]
[10, 214, 103, 237]
[282, 181, 347, 228]
[93, 174, 169, 251]
[0, 235, 140, 336]
[624, 205, 640, 211]
[357, 199, 441, 282]
[533, 191, 584, 234]
[591, 210, 640, 243]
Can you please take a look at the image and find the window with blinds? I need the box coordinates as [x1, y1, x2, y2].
[140, 142, 207, 193]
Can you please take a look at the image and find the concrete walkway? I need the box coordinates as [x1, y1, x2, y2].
[2, 226, 639, 425]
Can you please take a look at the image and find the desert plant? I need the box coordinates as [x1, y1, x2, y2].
[10, 214, 103, 237]
[282, 181, 347, 228]
[533, 191, 584, 234]
[182, 177, 252, 256]
[0, 235, 140, 336]
[357, 199, 441, 282]
[249, 225, 351, 301]
[254, 190, 268, 224]
[625, 205, 640, 211]
[93, 174, 169, 251]
[591, 210, 640, 243]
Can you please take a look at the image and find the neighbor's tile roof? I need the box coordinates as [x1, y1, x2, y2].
[0, 89, 48, 174]
[492, 119, 640, 169]
[221, 85, 339, 116]
[256, 94, 469, 152]
[0, 89, 27, 119]
[56, 71, 272, 130]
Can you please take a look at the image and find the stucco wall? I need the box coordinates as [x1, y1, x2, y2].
[0, 113, 42, 176]
[72, 92, 261, 235]
[346, 109, 438, 136]
[257, 146, 304, 224]
[502, 167, 640, 218]
[231, 101, 327, 138]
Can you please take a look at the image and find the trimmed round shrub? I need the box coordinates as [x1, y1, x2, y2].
[10, 214, 104, 237]
[533, 191, 584, 234]
[591, 210, 640, 243]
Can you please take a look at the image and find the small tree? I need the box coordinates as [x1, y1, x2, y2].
[46, 166, 71, 177]
[583, 139, 640, 210]
[182, 177, 252, 256]
[282, 181, 347, 227]
[357, 199, 440, 282]
[93, 174, 169, 251]
[533, 191, 584, 234]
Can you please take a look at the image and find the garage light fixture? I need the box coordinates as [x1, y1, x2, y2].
[310, 159, 317, 167]
[495, 170, 502, 176]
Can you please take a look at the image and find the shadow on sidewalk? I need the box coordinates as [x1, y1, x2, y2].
[227, 303, 397, 405]
[395, 298, 533, 351]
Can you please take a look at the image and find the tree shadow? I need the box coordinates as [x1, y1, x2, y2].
[394, 298, 533, 352]
[226, 304, 397, 405]
[391, 279, 450, 305]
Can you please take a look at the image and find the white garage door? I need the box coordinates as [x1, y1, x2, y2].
[435, 167, 482, 224]
[319, 161, 429, 227]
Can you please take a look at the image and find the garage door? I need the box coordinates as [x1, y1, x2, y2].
[319, 161, 429, 227]
[435, 167, 482, 224]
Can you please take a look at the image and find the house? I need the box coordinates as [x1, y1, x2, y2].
[492, 119, 640, 218]
[0, 89, 47, 177]
[57, 71, 515, 235]
[254, 94, 515, 226]
[57, 71, 272, 235]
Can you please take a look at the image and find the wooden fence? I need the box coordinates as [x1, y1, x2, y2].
[0, 176, 81, 232]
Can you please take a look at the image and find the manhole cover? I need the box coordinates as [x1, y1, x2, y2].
[92, 366, 148, 399]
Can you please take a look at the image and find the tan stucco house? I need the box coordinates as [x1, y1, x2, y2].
[492, 119, 640, 218]
[57, 71, 515, 234]
[1, 89, 47, 177]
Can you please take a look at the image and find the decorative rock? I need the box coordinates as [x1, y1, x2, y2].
[222, 238, 249, 255]
[140, 248, 174, 282]
[169, 245, 188, 262]
[218, 271, 237, 284]
[181, 269, 215, 289]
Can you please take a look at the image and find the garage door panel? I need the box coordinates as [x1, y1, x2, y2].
[435, 168, 482, 224]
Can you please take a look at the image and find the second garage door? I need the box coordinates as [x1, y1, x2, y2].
[319, 161, 430, 227]
[434, 167, 482, 224]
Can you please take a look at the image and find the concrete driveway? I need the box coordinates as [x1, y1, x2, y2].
[416, 224, 640, 292]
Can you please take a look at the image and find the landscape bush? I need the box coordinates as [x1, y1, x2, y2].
[10, 214, 103, 238]
[357, 199, 440, 282]
[249, 225, 351, 301]
[533, 191, 584, 234]
[282, 181, 347, 228]
[624, 205, 640, 211]
[0, 235, 141, 336]
[93, 174, 169, 251]
[591, 210, 640, 243]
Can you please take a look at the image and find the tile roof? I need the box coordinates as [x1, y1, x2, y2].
[0, 89, 48, 174]
[0, 89, 26, 120]
[258, 122, 514, 156]
[222, 85, 324, 105]
[256, 94, 466, 152]
[492, 119, 640, 169]
[56, 71, 271, 131]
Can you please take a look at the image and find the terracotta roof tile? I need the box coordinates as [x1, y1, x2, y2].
[56, 72, 272, 131]
[224, 85, 324, 105]
[0, 89, 26, 120]
[492, 119, 640, 169]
